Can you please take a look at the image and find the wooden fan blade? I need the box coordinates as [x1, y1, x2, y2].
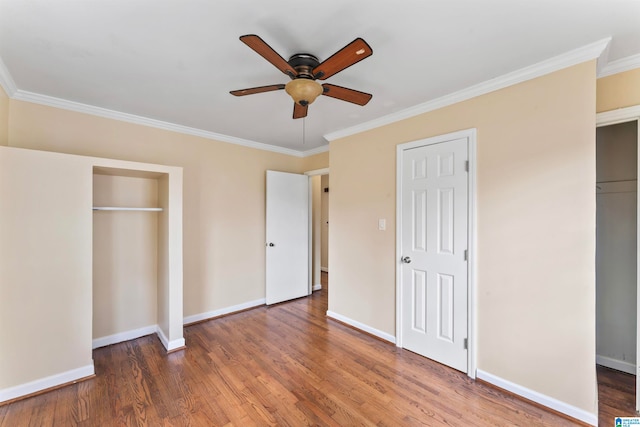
[293, 103, 308, 119]
[230, 84, 285, 96]
[321, 84, 372, 105]
[240, 35, 297, 79]
[313, 38, 372, 80]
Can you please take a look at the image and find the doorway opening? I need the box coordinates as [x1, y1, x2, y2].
[595, 105, 640, 412]
[307, 168, 329, 295]
[596, 121, 638, 375]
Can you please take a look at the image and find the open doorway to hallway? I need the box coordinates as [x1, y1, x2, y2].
[311, 173, 329, 293]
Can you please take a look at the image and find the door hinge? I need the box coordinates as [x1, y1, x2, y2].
[465, 160, 469, 172]
[464, 338, 468, 350]
[464, 249, 468, 261]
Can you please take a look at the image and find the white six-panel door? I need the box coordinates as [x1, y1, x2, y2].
[399, 136, 469, 373]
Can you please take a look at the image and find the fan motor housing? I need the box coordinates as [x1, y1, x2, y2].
[288, 54, 319, 79]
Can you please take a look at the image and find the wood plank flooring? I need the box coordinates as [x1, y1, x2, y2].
[597, 365, 636, 426]
[0, 273, 636, 426]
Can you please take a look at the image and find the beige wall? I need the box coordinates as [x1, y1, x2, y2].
[597, 68, 640, 113]
[7, 100, 328, 318]
[301, 150, 329, 172]
[0, 147, 94, 390]
[1, 146, 184, 398]
[329, 61, 597, 414]
[0, 85, 8, 146]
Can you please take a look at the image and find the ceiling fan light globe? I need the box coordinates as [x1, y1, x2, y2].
[285, 79, 323, 106]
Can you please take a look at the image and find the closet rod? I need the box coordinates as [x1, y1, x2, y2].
[596, 179, 637, 184]
[92, 207, 163, 211]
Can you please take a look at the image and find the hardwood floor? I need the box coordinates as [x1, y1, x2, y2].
[0, 272, 635, 426]
[597, 365, 636, 426]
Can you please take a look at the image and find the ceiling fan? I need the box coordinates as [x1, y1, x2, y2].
[230, 34, 373, 119]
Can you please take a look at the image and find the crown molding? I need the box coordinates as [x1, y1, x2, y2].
[300, 144, 329, 157]
[2, 36, 625, 155]
[12, 90, 311, 157]
[0, 56, 17, 97]
[596, 104, 640, 127]
[598, 53, 640, 78]
[325, 37, 612, 142]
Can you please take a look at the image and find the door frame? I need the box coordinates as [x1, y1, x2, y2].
[395, 128, 478, 378]
[305, 167, 330, 293]
[596, 104, 640, 411]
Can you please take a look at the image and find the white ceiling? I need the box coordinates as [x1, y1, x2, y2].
[1, 0, 639, 154]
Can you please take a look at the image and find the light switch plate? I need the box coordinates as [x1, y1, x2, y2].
[378, 218, 386, 231]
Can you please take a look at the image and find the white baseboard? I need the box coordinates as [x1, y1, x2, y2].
[313, 283, 322, 291]
[156, 326, 186, 352]
[476, 369, 597, 426]
[597, 354, 636, 375]
[5, 299, 269, 404]
[183, 298, 266, 325]
[321, 267, 329, 273]
[0, 364, 95, 404]
[92, 325, 158, 349]
[326, 310, 396, 344]
[94, 298, 268, 351]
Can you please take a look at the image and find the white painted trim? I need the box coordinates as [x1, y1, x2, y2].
[93, 324, 185, 352]
[305, 168, 329, 296]
[395, 143, 404, 348]
[156, 326, 185, 352]
[0, 57, 329, 157]
[0, 364, 95, 404]
[92, 206, 163, 211]
[596, 39, 611, 77]
[476, 369, 597, 426]
[596, 355, 636, 375]
[326, 38, 611, 142]
[307, 174, 314, 295]
[596, 105, 640, 127]
[301, 145, 330, 157]
[320, 267, 329, 273]
[395, 129, 477, 379]
[92, 325, 157, 349]
[182, 298, 266, 325]
[326, 310, 396, 344]
[0, 56, 17, 97]
[11, 90, 311, 158]
[598, 53, 640, 78]
[92, 297, 275, 352]
[467, 129, 478, 379]
[305, 167, 330, 177]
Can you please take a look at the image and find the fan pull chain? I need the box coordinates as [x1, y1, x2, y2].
[302, 117, 306, 145]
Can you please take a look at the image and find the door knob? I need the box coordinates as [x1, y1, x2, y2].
[268, 242, 275, 247]
[401, 256, 411, 264]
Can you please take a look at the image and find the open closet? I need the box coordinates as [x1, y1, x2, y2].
[0, 147, 184, 403]
[93, 169, 163, 348]
[596, 120, 638, 375]
[92, 165, 185, 352]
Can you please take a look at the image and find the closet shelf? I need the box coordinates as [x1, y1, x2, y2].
[92, 207, 163, 211]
